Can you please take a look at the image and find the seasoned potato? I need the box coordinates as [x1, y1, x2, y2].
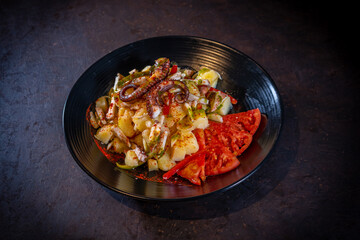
[177, 116, 194, 131]
[133, 114, 152, 132]
[158, 149, 176, 171]
[215, 96, 233, 115]
[118, 109, 136, 137]
[107, 137, 128, 153]
[124, 150, 140, 167]
[148, 159, 159, 171]
[94, 124, 114, 144]
[95, 96, 109, 112]
[131, 133, 144, 149]
[195, 67, 221, 88]
[207, 113, 223, 123]
[164, 103, 187, 128]
[192, 109, 209, 129]
[171, 131, 199, 161]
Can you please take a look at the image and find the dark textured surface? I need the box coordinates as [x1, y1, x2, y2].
[1, 0, 359, 239]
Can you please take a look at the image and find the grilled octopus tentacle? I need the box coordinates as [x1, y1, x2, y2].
[146, 80, 189, 119]
[119, 58, 170, 102]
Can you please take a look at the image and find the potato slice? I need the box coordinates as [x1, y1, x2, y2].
[131, 133, 144, 149]
[195, 67, 221, 88]
[148, 159, 159, 171]
[95, 96, 109, 112]
[124, 150, 140, 167]
[133, 108, 152, 132]
[158, 149, 176, 171]
[118, 109, 136, 137]
[171, 131, 199, 161]
[107, 137, 128, 153]
[207, 113, 223, 123]
[94, 124, 114, 144]
[215, 96, 233, 116]
[192, 109, 209, 129]
[164, 103, 186, 128]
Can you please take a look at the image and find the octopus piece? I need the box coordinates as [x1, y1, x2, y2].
[111, 126, 131, 147]
[95, 107, 107, 126]
[89, 111, 99, 129]
[133, 145, 147, 162]
[119, 58, 170, 102]
[198, 84, 211, 96]
[106, 96, 117, 120]
[146, 80, 189, 119]
[132, 76, 149, 86]
[148, 127, 170, 159]
[152, 128, 169, 154]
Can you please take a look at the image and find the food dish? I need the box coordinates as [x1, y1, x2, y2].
[63, 36, 282, 200]
[87, 57, 261, 185]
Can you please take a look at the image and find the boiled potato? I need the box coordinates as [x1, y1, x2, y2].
[94, 124, 114, 144]
[164, 103, 187, 128]
[215, 96, 233, 115]
[95, 96, 109, 112]
[107, 137, 128, 153]
[177, 116, 195, 131]
[192, 109, 209, 129]
[195, 67, 221, 88]
[131, 133, 144, 149]
[124, 150, 140, 167]
[171, 131, 199, 161]
[133, 108, 152, 132]
[207, 113, 223, 123]
[148, 159, 159, 171]
[118, 109, 135, 137]
[158, 149, 176, 171]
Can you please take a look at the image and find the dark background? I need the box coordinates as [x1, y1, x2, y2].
[1, 0, 359, 239]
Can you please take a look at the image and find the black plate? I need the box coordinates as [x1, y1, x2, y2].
[63, 36, 282, 201]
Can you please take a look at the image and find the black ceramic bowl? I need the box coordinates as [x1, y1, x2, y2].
[63, 36, 282, 201]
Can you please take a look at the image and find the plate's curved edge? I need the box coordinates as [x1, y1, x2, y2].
[62, 36, 284, 201]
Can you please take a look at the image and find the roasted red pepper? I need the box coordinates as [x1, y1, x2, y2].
[170, 65, 178, 75]
[162, 104, 170, 115]
[163, 151, 206, 180]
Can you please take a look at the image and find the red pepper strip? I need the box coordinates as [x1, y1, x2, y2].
[162, 105, 170, 115]
[162, 151, 206, 180]
[162, 141, 226, 180]
[170, 65, 178, 74]
[209, 87, 238, 104]
[162, 93, 172, 115]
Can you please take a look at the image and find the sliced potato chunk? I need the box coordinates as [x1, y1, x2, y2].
[171, 131, 199, 161]
[207, 113, 223, 123]
[95, 96, 109, 112]
[131, 133, 144, 149]
[118, 109, 136, 137]
[192, 109, 209, 129]
[107, 137, 128, 153]
[164, 103, 187, 128]
[158, 149, 176, 171]
[94, 124, 114, 144]
[195, 67, 221, 88]
[148, 159, 159, 171]
[133, 108, 152, 132]
[216, 96, 233, 115]
[124, 150, 140, 167]
[177, 116, 194, 131]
